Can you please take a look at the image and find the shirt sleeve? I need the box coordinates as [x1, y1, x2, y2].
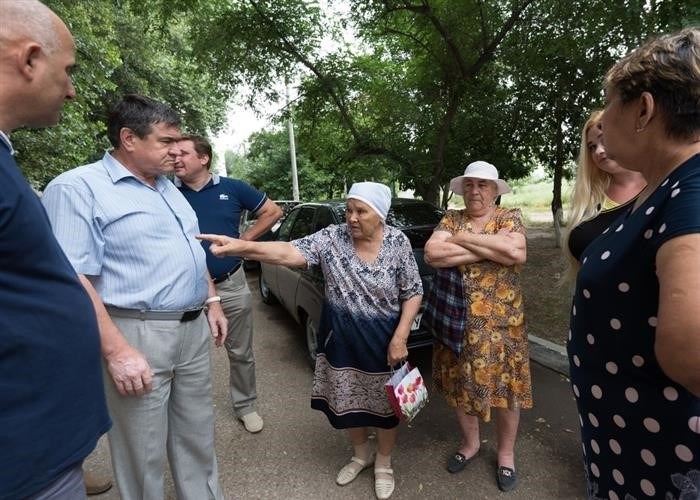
[651, 174, 700, 250]
[233, 180, 267, 213]
[434, 209, 459, 234]
[291, 225, 337, 267]
[42, 181, 104, 276]
[395, 230, 423, 300]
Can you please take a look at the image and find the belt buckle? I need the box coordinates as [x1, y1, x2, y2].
[180, 309, 202, 323]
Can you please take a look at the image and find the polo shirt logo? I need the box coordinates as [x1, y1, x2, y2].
[219, 194, 229, 200]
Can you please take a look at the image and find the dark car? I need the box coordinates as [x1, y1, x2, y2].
[240, 200, 301, 269]
[258, 198, 444, 366]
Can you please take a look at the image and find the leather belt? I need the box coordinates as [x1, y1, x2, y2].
[106, 306, 203, 322]
[212, 262, 242, 284]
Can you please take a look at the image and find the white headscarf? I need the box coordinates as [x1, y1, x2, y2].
[346, 182, 391, 220]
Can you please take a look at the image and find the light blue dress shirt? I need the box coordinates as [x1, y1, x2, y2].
[42, 152, 208, 310]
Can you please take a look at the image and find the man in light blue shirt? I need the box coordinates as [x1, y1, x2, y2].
[42, 95, 227, 500]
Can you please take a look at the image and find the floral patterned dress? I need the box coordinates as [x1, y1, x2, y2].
[292, 223, 423, 429]
[432, 207, 533, 422]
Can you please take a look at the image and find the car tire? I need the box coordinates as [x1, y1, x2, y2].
[305, 315, 318, 369]
[258, 272, 276, 305]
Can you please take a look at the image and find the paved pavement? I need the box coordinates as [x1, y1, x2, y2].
[86, 271, 584, 499]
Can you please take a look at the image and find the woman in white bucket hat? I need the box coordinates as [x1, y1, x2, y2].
[425, 161, 531, 493]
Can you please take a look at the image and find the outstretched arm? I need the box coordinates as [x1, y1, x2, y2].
[198, 234, 308, 268]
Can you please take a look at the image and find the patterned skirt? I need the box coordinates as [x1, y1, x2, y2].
[311, 302, 399, 429]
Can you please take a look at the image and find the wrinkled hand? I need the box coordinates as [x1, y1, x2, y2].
[106, 345, 153, 397]
[196, 234, 241, 258]
[387, 336, 409, 366]
[206, 302, 228, 347]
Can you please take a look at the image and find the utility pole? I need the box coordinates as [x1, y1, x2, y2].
[286, 80, 300, 201]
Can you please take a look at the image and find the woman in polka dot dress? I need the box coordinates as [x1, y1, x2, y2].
[569, 28, 700, 500]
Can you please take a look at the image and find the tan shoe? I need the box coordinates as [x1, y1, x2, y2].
[83, 468, 112, 496]
[239, 411, 264, 433]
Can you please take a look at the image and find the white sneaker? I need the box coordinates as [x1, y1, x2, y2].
[240, 412, 264, 433]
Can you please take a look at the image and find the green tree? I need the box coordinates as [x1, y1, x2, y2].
[13, 0, 229, 188]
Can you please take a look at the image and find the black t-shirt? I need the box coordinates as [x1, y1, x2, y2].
[568, 198, 637, 261]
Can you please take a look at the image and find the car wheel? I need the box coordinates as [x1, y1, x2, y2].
[258, 272, 276, 305]
[305, 315, 318, 368]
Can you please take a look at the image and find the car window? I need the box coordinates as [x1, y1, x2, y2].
[386, 202, 444, 227]
[314, 206, 337, 232]
[276, 208, 300, 242]
[288, 207, 316, 240]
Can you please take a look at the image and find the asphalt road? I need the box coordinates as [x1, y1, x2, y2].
[87, 269, 586, 499]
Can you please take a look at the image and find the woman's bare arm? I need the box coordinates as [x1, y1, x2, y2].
[197, 234, 308, 268]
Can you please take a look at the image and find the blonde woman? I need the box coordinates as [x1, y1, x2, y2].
[563, 110, 646, 282]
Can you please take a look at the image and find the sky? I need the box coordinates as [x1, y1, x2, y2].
[210, 0, 355, 175]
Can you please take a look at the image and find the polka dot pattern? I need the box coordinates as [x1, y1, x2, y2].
[675, 444, 693, 462]
[569, 160, 700, 499]
[663, 386, 678, 401]
[643, 418, 660, 433]
[612, 469, 624, 485]
[640, 479, 655, 497]
[609, 439, 621, 455]
[640, 449, 655, 466]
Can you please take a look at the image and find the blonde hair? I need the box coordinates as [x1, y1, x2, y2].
[605, 27, 700, 140]
[561, 110, 612, 284]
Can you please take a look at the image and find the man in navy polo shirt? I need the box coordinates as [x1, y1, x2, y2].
[174, 135, 282, 433]
[0, 1, 110, 498]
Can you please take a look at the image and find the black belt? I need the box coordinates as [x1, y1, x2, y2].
[106, 306, 203, 322]
[212, 262, 242, 284]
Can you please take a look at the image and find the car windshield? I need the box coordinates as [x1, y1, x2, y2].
[332, 201, 443, 228]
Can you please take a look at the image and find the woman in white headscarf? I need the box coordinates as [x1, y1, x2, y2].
[199, 182, 422, 500]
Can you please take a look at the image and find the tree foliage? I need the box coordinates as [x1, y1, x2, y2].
[179, 0, 698, 207]
[13, 0, 228, 188]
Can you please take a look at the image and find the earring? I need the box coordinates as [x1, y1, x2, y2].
[636, 127, 644, 133]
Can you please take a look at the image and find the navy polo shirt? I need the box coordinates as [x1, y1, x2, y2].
[0, 138, 111, 498]
[176, 174, 266, 278]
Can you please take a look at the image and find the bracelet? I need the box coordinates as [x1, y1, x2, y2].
[205, 295, 221, 305]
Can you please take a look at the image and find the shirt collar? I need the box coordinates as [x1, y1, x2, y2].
[102, 151, 169, 190]
[173, 172, 221, 189]
[0, 131, 15, 155]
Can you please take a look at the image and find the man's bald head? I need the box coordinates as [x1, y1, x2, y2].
[0, 1, 76, 133]
[0, 0, 65, 53]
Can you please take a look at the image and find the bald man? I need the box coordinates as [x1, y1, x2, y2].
[0, 2, 111, 499]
